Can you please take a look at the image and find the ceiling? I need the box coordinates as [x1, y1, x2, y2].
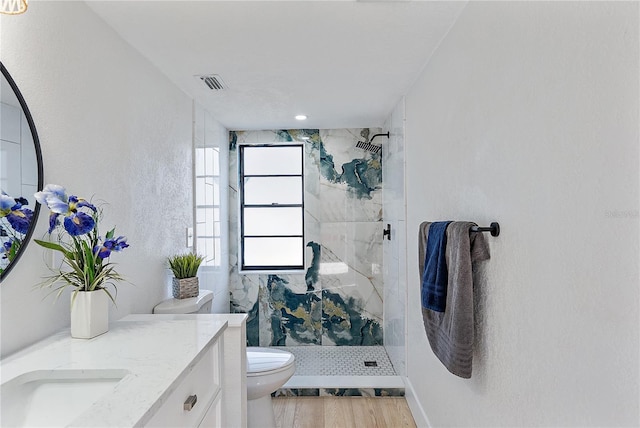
[86, 1, 467, 131]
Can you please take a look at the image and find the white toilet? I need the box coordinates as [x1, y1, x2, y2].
[153, 291, 296, 428]
[246, 347, 295, 427]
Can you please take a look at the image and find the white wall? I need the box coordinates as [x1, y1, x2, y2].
[404, 2, 639, 426]
[1, 2, 193, 357]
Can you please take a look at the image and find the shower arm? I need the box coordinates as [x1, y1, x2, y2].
[369, 132, 390, 144]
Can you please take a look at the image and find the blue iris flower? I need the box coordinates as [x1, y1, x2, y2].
[0, 194, 16, 217]
[6, 208, 33, 234]
[94, 236, 129, 259]
[1, 240, 13, 259]
[34, 185, 96, 235]
[1, 192, 33, 234]
[62, 212, 96, 236]
[14, 196, 28, 207]
[34, 184, 67, 210]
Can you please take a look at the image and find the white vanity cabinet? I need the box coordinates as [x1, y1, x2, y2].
[125, 313, 248, 428]
[0, 317, 237, 428]
[145, 340, 223, 428]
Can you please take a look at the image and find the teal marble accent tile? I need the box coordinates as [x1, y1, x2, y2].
[316, 129, 383, 223]
[373, 388, 405, 397]
[273, 389, 320, 397]
[314, 128, 383, 200]
[229, 130, 238, 151]
[322, 289, 383, 346]
[319, 388, 404, 397]
[288, 129, 319, 142]
[276, 130, 293, 141]
[242, 300, 260, 347]
[305, 241, 321, 291]
[265, 275, 322, 346]
[320, 388, 369, 397]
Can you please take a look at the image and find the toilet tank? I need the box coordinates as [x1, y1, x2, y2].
[153, 290, 214, 314]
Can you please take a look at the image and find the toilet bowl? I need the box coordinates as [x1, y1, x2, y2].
[153, 292, 296, 428]
[246, 347, 296, 428]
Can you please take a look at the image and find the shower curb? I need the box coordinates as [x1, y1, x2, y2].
[274, 387, 405, 397]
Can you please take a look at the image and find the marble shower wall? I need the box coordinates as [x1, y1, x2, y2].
[229, 129, 384, 347]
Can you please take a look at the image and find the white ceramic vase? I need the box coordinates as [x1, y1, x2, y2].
[70, 290, 109, 339]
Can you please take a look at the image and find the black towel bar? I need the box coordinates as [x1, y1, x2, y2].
[470, 222, 500, 237]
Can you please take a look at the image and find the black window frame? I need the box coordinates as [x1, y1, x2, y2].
[239, 143, 305, 272]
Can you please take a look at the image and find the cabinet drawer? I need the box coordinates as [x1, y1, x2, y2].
[198, 392, 222, 428]
[145, 342, 221, 427]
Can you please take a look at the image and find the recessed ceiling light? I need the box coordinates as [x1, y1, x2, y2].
[295, 115, 307, 121]
[301, 136, 310, 140]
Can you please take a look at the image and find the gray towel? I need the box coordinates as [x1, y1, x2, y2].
[418, 221, 490, 378]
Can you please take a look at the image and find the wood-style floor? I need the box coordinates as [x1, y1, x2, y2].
[273, 397, 417, 428]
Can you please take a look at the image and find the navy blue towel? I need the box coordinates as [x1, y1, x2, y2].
[421, 221, 452, 312]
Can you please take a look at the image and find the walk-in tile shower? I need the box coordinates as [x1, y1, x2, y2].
[227, 128, 404, 396]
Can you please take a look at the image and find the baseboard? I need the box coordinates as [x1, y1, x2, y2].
[403, 377, 431, 428]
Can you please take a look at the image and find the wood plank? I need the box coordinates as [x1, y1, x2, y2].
[371, 397, 417, 428]
[324, 397, 356, 428]
[273, 397, 417, 428]
[351, 397, 382, 428]
[273, 396, 296, 427]
[294, 397, 324, 428]
[274, 397, 324, 428]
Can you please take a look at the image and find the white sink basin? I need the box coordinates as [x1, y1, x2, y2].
[1, 369, 129, 427]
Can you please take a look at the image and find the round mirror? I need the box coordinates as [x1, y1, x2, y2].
[1, 62, 43, 280]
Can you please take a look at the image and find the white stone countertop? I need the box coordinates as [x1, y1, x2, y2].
[1, 316, 228, 427]
[122, 313, 247, 328]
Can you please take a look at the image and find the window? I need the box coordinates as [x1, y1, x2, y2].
[239, 144, 304, 271]
[195, 146, 221, 266]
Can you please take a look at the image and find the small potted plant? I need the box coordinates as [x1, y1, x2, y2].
[168, 253, 204, 299]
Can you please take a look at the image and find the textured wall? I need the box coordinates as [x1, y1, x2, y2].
[229, 129, 384, 347]
[404, 2, 639, 426]
[1, 2, 193, 357]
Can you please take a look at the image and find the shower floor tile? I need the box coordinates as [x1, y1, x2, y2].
[277, 346, 396, 376]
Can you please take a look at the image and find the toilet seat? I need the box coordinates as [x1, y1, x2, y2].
[247, 347, 295, 376]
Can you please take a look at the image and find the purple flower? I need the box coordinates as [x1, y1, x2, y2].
[6, 208, 33, 234]
[34, 185, 96, 235]
[1, 192, 33, 234]
[62, 212, 96, 236]
[94, 236, 129, 259]
[14, 196, 28, 207]
[34, 184, 68, 212]
[1, 240, 14, 259]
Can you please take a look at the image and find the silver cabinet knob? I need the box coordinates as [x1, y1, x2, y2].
[184, 394, 198, 411]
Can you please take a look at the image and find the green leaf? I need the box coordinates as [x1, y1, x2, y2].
[34, 239, 69, 255]
[167, 253, 204, 279]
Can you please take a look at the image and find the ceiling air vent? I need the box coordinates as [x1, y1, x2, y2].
[197, 74, 226, 91]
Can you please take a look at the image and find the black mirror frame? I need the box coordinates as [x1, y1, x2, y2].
[0, 61, 44, 281]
